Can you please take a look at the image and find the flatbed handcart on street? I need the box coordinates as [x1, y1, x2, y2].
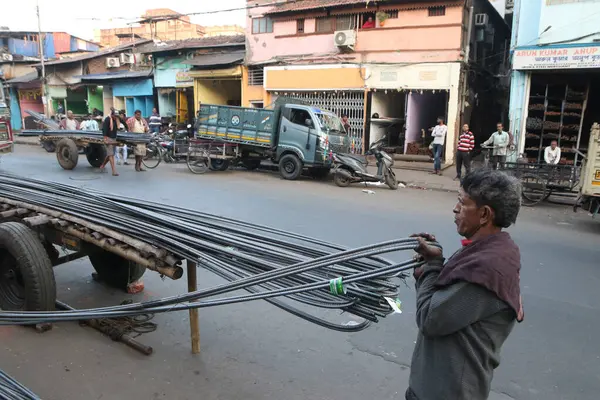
[186, 138, 240, 174]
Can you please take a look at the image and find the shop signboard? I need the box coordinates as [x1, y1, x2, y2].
[513, 46, 600, 70]
[175, 70, 193, 88]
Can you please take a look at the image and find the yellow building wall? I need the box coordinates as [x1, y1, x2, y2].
[194, 79, 242, 109]
[241, 66, 266, 107]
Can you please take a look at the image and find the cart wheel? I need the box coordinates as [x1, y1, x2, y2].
[241, 159, 261, 170]
[41, 141, 56, 153]
[209, 159, 230, 171]
[88, 249, 146, 291]
[279, 153, 303, 180]
[187, 154, 209, 174]
[56, 138, 79, 170]
[86, 143, 107, 168]
[520, 173, 548, 207]
[0, 222, 56, 311]
[384, 168, 399, 190]
[142, 144, 163, 169]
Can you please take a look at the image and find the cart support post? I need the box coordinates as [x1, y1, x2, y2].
[187, 260, 200, 354]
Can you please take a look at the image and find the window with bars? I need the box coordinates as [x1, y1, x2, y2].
[316, 15, 357, 32]
[248, 67, 264, 86]
[252, 17, 274, 34]
[297, 19, 305, 33]
[428, 6, 446, 16]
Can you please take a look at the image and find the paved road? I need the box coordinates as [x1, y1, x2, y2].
[0, 146, 599, 400]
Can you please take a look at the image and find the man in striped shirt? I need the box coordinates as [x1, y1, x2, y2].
[455, 124, 475, 180]
[149, 108, 162, 133]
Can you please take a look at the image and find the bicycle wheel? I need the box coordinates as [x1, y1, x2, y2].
[187, 153, 209, 174]
[142, 144, 162, 169]
[520, 173, 548, 206]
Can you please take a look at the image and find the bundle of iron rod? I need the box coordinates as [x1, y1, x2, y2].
[20, 129, 152, 144]
[0, 369, 41, 400]
[0, 174, 433, 331]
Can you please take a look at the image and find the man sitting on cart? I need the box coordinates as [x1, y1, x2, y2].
[126, 110, 149, 172]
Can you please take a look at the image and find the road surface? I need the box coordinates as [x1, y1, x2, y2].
[0, 146, 598, 400]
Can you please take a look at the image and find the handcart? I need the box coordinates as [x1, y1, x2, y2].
[186, 138, 239, 174]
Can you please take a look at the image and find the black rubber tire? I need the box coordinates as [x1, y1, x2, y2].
[187, 154, 209, 174]
[209, 159, 230, 171]
[88, 249, 146, 291]
[279, 154, 303, 180]
[142, 144, 163, 169]
[0, 222, 56, 311]
[385, 168, 399, 190]
[242, 159, 261, 170]
[334, 170, 352, 187]
[56, 138, 79, 170]
[309, 168, 331, 180]
[41, 141, 56, 153]
[520, 173, 548, 207]
[86, 143, 107, 168]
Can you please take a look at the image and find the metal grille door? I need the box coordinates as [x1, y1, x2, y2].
[277, 91, 365, 153]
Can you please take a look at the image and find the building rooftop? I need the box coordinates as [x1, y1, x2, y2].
[40, 39, 152, 67]
[141, 35, 245, 54]
[265, 0, 372, 14]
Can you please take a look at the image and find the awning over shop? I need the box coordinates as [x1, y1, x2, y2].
[183, 51, 245, 70]
[188, 66, 242, 80]
[6, 72, 39, 85]
[74, 70, 153, 82]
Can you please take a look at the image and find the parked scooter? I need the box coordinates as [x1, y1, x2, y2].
[333, 136, 398, 190]
[162, 123, 193, 163]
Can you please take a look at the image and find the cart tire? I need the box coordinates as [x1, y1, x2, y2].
[56, 138, 79, 170]
[86, 143, 107, 168]
[209, 159, 230, 171]
[0, 222, 56, 311]
[142, 144, 163, 169]
[308, 167, 331, 180]
[241, 159, 261, 170]
[520, 173, 548, 207]
[41, 141, 56, 153]
[88, 249, 146, 291]
[279, 154, 303, 180]
[187, 155, 209, 174]
[384, 168, 399, 190]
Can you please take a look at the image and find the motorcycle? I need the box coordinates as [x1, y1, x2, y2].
[162, 123, 193, 163]
[333, 136, 398, 190]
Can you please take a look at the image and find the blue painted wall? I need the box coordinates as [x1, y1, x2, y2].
[7, 38, 38, 57]
[43, 33, 55, 58]
[113, 79, 153, 97]
[9, 87, 22, 131]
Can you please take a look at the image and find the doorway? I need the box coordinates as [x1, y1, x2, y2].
[405, 91, 448, 155]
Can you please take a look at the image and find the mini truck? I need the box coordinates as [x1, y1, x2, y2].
[575, 122, 600, 218]
[194, 98, 349, 180]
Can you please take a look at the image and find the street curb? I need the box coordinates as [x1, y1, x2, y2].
[14, 139, 39, 147]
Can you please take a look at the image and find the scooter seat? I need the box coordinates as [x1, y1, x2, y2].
[336, 153, 367, 164]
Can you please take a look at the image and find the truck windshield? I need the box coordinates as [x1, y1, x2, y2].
[315, 112, 345, 134]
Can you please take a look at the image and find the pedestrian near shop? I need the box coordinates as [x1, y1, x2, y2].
[482, 123, 510, 170]
[149, 108, 161, 133]
[406, 169, 524, 400]
[126, 110, 149, 172]
[429, 117, 447, 175]
[544, 140, 561, 165]
[99, 111, 120, 176]
[455, 123, 475, 180]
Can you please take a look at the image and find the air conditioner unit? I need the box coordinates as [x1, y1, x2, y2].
[334, 30, 356, 49]
[1, 53, 13, 62]
[475, 13, 489, 26]
[120, 53, 135, 64]
[106, 57, 121, 68]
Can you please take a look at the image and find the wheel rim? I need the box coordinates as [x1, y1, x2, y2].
[0, 252, 25, 309]
[283, 161, 295, 174]
[143, 147, 161, 168]
[60, 147, 71, 160]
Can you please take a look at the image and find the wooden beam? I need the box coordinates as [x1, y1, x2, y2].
[187, 260, 200, 354]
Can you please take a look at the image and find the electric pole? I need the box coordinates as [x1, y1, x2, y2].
[36, 0, 48, 116]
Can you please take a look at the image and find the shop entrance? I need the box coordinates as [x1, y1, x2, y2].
[404, 91, 448, 158]
[369, 91, 406, 153]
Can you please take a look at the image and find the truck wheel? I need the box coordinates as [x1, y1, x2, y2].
[279, 154, 303, 180]
[309, 167, 330, 180]
[0, 222, 56, 311]
[56, 138, 79, 170]
[209, 159, 230, 171]
[242, 159, 261, 170]
[88, 249, 146, 291]
[86, 144, 107, 168]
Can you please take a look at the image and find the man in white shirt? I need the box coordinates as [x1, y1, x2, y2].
[482, 123, 510, 170]
[430, 117, 447, 175]
[80, 114, 99, 131]
[544, 140, 561, 165]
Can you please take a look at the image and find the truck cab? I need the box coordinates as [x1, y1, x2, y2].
[275, 104, 348, 180]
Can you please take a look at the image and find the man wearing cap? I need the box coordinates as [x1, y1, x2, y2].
[126, 109, 149, 172]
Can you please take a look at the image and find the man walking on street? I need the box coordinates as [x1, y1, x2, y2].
[406, 169, 524, 400]
[430, 117, 447, 175]
[455, 123, 475, 180]
[99, 110, 120, 176]
[482, 123, 510, 170]
[126, 110, 149, 172]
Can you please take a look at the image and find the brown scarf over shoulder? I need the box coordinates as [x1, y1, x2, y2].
[436, 231, 524, 321]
